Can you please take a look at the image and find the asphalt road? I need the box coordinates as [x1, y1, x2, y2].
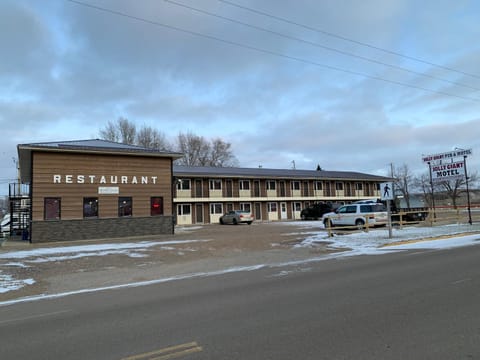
[1, 244, 480, 359]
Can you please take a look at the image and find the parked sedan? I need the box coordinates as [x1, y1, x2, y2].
[219, 210, 254, 225]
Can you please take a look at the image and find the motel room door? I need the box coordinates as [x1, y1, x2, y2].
[280, 202, 288, 220]
[195, 204, 203, 223]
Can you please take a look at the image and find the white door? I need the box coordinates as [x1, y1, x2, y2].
[280, 202, 288, 220]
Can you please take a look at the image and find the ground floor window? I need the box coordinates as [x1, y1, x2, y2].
[240, 203, 251, 212]
[268, 202, 277, 212]
[293, 202, 301, 212]
[44, 197, 61, 220]
[119, 197, 133, 217]
[83, 197, 98, 218]
[150, 197, 164, 216]
[177, 204, 191, 215]
[210, 203, 223, 214]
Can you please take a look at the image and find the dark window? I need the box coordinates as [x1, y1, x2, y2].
[176, 179, 191, 190]
[151, 197, 164, 216]
[118, 197, 133, 217]
[44, 198, 61, 220]
[83, 197, 98, 218]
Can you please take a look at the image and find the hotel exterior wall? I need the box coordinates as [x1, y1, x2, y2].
[31, 152, 173, 221]
[173, 176, 383, 224]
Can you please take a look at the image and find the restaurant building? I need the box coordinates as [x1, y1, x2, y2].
[16, 139, 182, 243]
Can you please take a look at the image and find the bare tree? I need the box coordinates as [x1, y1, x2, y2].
[117, 117, 136, 144]
[175, 132, 238, 167]
[136, 125, 171, 150]
[413, 172, 435, 207]
[175, 132, 210, 166]
[99, 120, 120, 142]
[100, 117, 136, 144]
[208, 137, 239, 167]
[100, 122, 238, 166]
[392, 164, 414, 208]
[438, 172, 478, 208]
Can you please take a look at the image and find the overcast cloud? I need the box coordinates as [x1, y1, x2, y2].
[1, 0, 479, 195]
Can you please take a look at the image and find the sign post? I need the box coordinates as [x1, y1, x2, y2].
[422, 148, 473, 225]
[381, 182, 394, 238]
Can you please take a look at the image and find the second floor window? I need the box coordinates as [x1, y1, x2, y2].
[239, 180, 250, 190]
[291, 181, 300, 190]
[266, 180, 276, 190]
[177, 179, 191, 190]
[209, 179, 222, 190]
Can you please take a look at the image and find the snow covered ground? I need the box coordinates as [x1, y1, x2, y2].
[1, 222, 479, 301]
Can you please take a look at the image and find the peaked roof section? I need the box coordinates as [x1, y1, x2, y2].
[18, 139, 183, 183]
[173, 165, 390, 181]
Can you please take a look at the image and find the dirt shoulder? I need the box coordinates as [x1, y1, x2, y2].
[1, 222, 333, 302]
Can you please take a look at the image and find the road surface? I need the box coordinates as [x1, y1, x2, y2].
[1, 244, 480, 359]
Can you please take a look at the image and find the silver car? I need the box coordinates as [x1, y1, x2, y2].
[219, 210, 254, 225]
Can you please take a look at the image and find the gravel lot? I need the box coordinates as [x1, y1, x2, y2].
[0, 222, 334, 302]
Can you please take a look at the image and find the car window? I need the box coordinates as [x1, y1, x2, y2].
[372, 204, 386, 212]
[337, 206, 347, 214]
[346, 206, 357, 213]
[360, 205, 372, 213]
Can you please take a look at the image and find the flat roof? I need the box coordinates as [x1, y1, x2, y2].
[173, 165, 390, 182]
[18, 139, 184, 183]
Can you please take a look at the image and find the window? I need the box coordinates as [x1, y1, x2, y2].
[355, 182, 363, 190]
[315, 181, 323, 190]
[266, 180, 276, 190]
[83, 197, 98, 218]
[118, 197, 132, 217]
[239, 180, 250, 190]
[209, 179, 222, 190]
[268, 202, 277, 212]
[177, 179, 191, 190]
[151, 197, 164, 216]
[293, 202, 301, 211]
[240, 203, 251, 212]
[291, 181, 300, 190]
[177, 204, 191, 215]
[336, 182, 344, 191]
[210, 203, 223, 214]
[44, 198, 61, 220]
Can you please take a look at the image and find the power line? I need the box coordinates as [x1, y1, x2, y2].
[219, 0, 480, 80]
[66, 0, 480, 102]
[165, 0, 480, 92]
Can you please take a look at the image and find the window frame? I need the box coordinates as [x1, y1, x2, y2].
[209, 179, 222, 190]
[83, 197, 99, 218]
[150, 196, 164, 216]
[118, 197, 133, 217]
[44, 197, 61, 220]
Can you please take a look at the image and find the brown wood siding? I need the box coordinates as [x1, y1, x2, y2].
[31, 152, 173, 221]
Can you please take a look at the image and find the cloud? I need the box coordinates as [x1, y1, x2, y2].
[1, 0, 479, 195]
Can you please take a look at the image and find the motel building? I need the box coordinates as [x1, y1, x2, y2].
[14, 139, 183, 243]
[173, 166, 389, 225]
[10, 139, 388, 243]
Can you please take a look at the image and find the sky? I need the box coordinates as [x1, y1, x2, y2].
[1, 0, 480, 196]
